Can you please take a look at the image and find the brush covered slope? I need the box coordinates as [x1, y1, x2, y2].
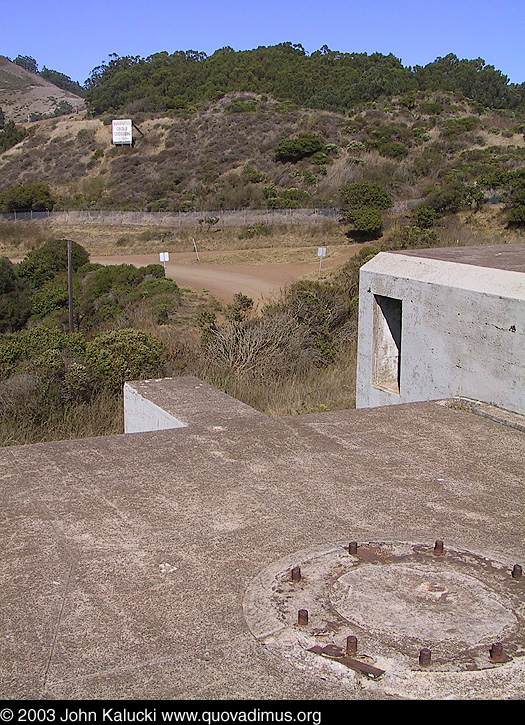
[0, 92, 524, 227]
[0, 56, 85, 123]
[0, 45, 524, 227]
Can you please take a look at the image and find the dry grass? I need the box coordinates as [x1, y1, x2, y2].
[1, 219, 350, 258]
[0, 221, 55, 256]
[198, 344, 357, 416]
[0, 392, 123, 447]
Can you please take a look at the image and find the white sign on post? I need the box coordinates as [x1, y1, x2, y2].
[159, 252, 169, 272]
[318, 247, 327, 278]
[112, 119, 133, 146]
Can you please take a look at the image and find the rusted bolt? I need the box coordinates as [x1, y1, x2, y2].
[298, 609, 309, 626]
[348, 541, 358, 556]
[346, 635, 358, 656]
[291, 566, 301, 582]
[490, 642, 504, 662]
[419, 648, 432, 667]
[434, 540, 444, 555]
[512, 564, 522, 580]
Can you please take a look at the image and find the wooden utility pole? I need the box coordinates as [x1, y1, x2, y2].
[67, 240, 74, 333]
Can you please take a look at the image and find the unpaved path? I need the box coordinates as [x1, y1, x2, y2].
[91, 245, 362, 303]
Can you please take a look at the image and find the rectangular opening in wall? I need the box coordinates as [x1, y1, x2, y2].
[372, 294, 402, 394]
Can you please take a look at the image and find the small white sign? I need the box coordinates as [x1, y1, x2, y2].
[159, 252, 170, 262]
[318, 247, 327, 257]
[112, 119, 133, 145]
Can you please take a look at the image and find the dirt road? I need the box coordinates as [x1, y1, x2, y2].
[92, 245, 361, 303]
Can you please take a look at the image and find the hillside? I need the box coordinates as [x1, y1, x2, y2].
[1, 90, 524, 231]
[0, 56, 85, 123]
[0, 44, 525, 241]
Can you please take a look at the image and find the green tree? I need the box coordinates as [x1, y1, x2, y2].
[38, 67, 84, 96]
[344, 207, 385, 240]
[13, 55, 38, 74]
[0, 182, 54, 212]
[0, 121, 28, 153]
[0, 257, 32, 332]
[339, 182, 392, 239]
[82, 46, 525, 117]
[17, 239, 89, 288]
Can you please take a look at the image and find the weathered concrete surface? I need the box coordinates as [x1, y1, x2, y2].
[1, 390, 524, 700]
[397, 243, 525, 273]
[356, 246, 525, 413]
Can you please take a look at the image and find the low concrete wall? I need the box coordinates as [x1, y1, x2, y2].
[356, 252, 525, 415]
[123, 383, 185, 434]
[123, 376, 263, 434]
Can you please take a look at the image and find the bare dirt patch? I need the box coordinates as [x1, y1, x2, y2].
[92, 243, 363, 304]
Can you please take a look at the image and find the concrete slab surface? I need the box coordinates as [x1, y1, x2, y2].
[395, 243, 525, 273]
[1, 391, 524, 700]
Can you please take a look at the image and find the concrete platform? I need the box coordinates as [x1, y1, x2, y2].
[0, 382, 524, 700]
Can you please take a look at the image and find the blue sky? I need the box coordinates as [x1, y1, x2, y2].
[1, 0, 524, 85]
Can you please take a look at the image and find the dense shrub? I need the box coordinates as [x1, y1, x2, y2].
[0, 257, 32, 332]
[85, 329, 167, 392]
[334, 246, 380, 308]
[387, 225, 439, 250]
[411, 205, 437, 228]
[344, 207, 385, 239]
[75, 263, 179, 331]
[17, 239, 90, 288]
[339, 181, 392, 211]
[271, 280, 351, 362]
[82, 263, 142, 297]
[0, 327, 85, 380]
[361, 121, 413, 158]
[422, 178, 475, 214]
[238, 223, 273, 239]
[30, 275, 70, 318]
[507, 205, 525, 227]
[274, 133, 324, 162]
[440, 116, 480, 138]
[0, 121, 28, 153]
[0, 182, 55, 213]
[137, 277, 180, 298]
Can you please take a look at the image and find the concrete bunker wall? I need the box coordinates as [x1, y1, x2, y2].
[124, 383, 185, 433]
[356, 253, 525, 414]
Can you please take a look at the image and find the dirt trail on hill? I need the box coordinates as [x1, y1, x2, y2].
[91, 246, 361, 303]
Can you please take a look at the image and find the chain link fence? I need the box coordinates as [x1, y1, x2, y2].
[0, 208, 340, 228]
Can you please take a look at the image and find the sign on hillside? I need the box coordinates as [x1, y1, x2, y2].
[112, 119, 133, 146]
